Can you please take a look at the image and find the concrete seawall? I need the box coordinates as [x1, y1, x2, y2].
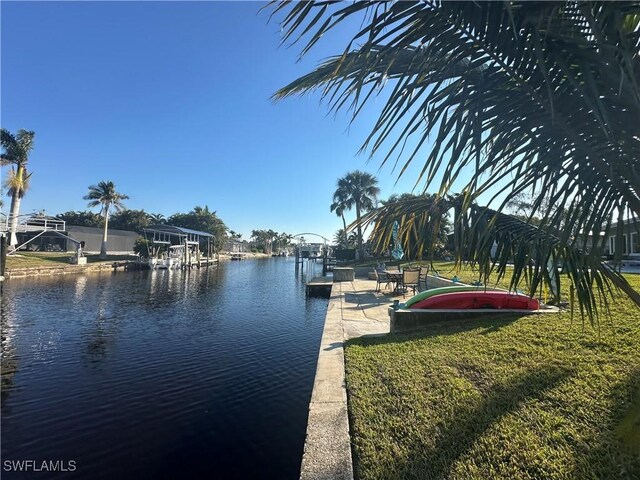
[300, 278, 391, 480]
[5, 262, 122, 279]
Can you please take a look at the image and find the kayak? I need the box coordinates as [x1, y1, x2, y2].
[402, 285, 502, 308]
[410, 291, 539, 310]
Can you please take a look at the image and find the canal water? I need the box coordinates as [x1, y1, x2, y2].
[1, 258, 328, 479]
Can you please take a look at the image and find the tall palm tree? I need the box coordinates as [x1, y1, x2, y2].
[332, 171, 380, 260]
[271, 1, 640, 318]
[330, 194, 349, 248]
[1, 128, 35, 249]
[84, 181, 129, 259]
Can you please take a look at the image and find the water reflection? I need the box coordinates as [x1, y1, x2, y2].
[74, 275, 87, 303]
[1, 259, 327, 479]
[0, 292, 18, 410]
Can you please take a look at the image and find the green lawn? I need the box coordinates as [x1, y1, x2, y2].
[5, 252, 137, 269]
[345, 269, 640, 479]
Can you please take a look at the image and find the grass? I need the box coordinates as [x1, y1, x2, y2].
[5, 252, 138, 269]
[345, 265, 640, 479]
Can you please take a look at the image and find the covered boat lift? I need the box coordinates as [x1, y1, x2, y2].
[143, 225, 217, 269]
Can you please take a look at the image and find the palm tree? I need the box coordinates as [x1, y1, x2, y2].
[332, 171, 380, 260]
[84, 181, 129, 259]
[330, 192, 349, 249]
[380, 193, 452, 260]
[272, 1, 640, 318]
[1, 128, 35, 249]
[148, 213, 166, 225]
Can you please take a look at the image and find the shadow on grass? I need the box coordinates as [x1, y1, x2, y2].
[353, 365, 574, 479]
[348, 314, 522, 348]
[570, 370, 640, 479]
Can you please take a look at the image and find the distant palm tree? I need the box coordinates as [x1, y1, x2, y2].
[332, 170, 379, 259]
[1, 128, 35, 249]
[148, 213, 166, 225]
[330, 193, 349, 248]
[84, 181, 129, 259]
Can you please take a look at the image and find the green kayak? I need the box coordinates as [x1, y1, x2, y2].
[402, 285, 503, 308]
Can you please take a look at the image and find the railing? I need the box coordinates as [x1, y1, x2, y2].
[0, 214, 66, 233]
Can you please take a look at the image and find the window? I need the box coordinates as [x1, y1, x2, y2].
[632, 232, 639, 254]
[609, 236, 616, 254]
[623, 234, 628, 255]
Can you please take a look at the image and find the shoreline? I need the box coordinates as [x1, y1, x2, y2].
[2, 252, 272, 280]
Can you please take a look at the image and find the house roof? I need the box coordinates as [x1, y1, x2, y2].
[67, 225, 140, 237]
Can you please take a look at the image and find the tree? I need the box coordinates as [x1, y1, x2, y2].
[148, 213, 166, 225]
[332, 171, 380, 260]
[333, 228, 357, 249]
[251, 229, 277, 254]
[109, 209, 153, 233]
[273, 232, 293, 253]
[381, 193, 452, 260]
[56, 210, 103, 228]
[83, 181, 129, 259]
[167, 205, 227, 251]
[272, 1, 640, 317]
[330, 191, 350, 248]
[1, 128, 35, 248]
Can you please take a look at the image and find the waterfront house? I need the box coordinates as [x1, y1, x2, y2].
[602, 218, 640, 258]
[65, 226, 139, 254]
[225, 239, 250, 253]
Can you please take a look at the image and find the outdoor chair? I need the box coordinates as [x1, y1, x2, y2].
[418, 265, 429, 292]
[374, 268, 390, 292]
[400, 268, 420, 297]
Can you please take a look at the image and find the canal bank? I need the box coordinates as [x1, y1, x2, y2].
[300, 277, 391, 480]
[2, 252, 270, 279]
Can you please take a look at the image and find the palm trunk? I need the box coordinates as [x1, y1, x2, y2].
[341, 213, 348, 247]
[100, 210, 109, 259]
[355, 201, 364, 261]
[7, 164, 25, 248]
[8, 193, 21, 248]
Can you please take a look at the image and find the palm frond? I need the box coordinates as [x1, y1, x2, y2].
[1, 128, 35, 167]
[3, 166, 32, 199]
[273, 0, 640, 319]
[84, 181, 129, 215]
[356, 195, 640, 318]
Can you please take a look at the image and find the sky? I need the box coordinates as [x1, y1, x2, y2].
[1, 1, 474, 242]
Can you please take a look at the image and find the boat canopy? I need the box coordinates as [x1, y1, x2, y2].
[143, 225, 215, 249]
[144, 225, 214, 238]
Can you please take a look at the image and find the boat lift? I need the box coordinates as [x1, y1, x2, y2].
[143, 225, 216, 269]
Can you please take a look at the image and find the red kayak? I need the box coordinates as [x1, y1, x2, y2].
[410, 291, 539, 310]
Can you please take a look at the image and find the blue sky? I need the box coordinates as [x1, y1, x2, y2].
[1, 1, 465, 241]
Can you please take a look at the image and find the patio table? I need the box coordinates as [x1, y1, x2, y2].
[384, 270, 404, 294]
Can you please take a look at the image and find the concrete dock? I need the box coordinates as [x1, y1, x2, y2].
[306, 276, 333, 297]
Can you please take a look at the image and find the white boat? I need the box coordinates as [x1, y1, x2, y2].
[151, 245, 185, 269]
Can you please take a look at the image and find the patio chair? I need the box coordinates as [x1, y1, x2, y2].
[374, 268, 390, 292]
[418, 265, 429, 292]
[400, 268, 420, 297]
